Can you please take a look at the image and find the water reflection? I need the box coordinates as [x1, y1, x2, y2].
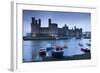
[23, 38, 91, 62]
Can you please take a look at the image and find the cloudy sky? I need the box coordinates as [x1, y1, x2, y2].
[23, 10, 91, 36]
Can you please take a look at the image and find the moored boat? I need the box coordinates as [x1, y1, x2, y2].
[46, 44, 54, 51]
[52, 46, 64, 58]
[63, 44, 68, 48]
[78, 43, 83, 47]
[39, 48, 46, 58]
[81, 48, 90, 53]
[86, 43, 91, 46]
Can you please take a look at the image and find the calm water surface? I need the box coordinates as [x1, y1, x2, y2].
[23, 38, 91, 62]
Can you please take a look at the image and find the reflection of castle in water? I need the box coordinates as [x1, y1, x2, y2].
[31, 17, 82, 39]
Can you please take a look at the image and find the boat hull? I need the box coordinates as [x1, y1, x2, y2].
[39, 49, 46, 57]
[81, 48, 90, 53]
[47, 47, 54, 51]
[52, 51, 64, 58]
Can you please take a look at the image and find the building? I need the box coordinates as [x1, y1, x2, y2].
[83, 31, 91, 39]
[31, 17, 41, 37]
[30, 17, 82, 39]
[48, 19, 58, 37]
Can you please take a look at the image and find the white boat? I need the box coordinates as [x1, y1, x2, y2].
[46, 44, 54, 51]
[39, 48, 46, 57]
[52, 46, 64, 58]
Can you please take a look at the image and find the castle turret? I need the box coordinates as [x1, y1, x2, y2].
[48, 19, 51, 25]
[38, 19, 41, 25]
[35, 20, 37, 24]
[31, 17, 40, 37]
[32, 17, 35, 24]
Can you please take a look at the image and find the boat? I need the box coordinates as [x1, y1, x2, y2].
[63, 43, 68, 48]
[46, 44, 54, 51]
[86, 43, 91, 46]
[81, 48, 90, 53]
[52, 46, 64, 58]
[78, 43, 83, 47]
[63, 45, 67, 48]
[39, 48, 46, 57]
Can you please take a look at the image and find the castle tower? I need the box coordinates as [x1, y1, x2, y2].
[48, 19, 51, 25]
[38, 19, 41, 26]
[31, 17, 40, 37]
[35, 20, 37, 24]
[32, 17, 35, 24]
[31, 17, 35, 33]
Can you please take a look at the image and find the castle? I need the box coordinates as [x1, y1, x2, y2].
[31, 17, 82, 39]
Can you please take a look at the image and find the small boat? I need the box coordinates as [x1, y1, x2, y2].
[81, 48, 90, 53]
[86, 43, 91, 46]
[89, 39, 91, 41]
[39, 48, 46, 57]
[52, 46, 64, 58]
[46, 44, 54, 51]
[78, 43, 83, 47]
[63, 44, 68, 48]
[63, 45, 67, 48]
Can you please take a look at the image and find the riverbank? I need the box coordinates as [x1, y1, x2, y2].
[23, 36, 91, 40]
[23, 53, 91, 62]
[23, 36, 69, 40]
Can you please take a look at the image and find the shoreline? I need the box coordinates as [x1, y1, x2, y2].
[23, 36, 85, 40]
[23, 36, 90, 40]
[23, 53, 91, 63]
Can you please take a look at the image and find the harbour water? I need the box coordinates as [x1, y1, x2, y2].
[23, 38, 91, 62]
